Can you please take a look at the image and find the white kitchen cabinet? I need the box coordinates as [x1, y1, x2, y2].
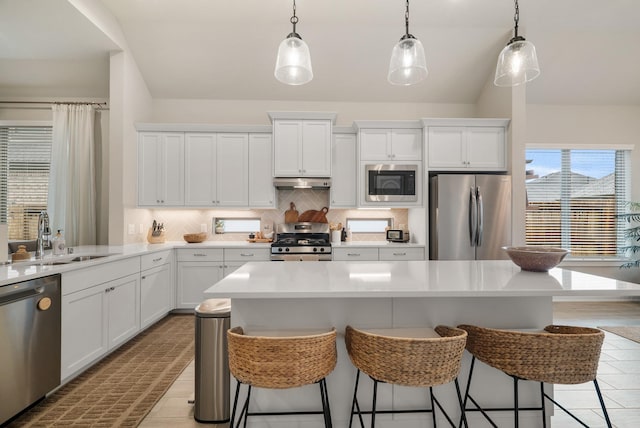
[332, 247, 379, 261]
[138, 132, 184, 206]
[425, 120, 508, 171]
[140, 251, 173, 329]
[273, 119, 332, 177]
[176, 248, 224, 309]
[61, 259, 141, 382]
[330, 133, 357, 208]
[184, 133, 248, 207]
[333, 246, 426, 261]
[359, 128, 422, 161]
[248, 133, 275, 208]
[379, 247, 425, 261]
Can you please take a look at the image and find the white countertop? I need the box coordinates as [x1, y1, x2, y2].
[205, 260, 640, 299]
[331, 240, 425, 248]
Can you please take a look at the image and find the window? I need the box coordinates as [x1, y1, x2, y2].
[346, 218, 393, 233]
[0, 125, 52, 241]
[525, 148, 629, 257]
[213, 218, 261, 233]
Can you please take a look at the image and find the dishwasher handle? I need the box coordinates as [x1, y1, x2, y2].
[0, 284, 45, 307]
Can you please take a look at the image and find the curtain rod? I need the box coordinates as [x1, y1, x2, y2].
[0, 100, 109, 111]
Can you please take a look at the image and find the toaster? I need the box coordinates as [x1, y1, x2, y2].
[386, 229, 410, 242]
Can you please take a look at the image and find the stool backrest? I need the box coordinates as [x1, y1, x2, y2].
[458, 324, 604, 384]
[227, 327, 337, 389]
[345, 325, 467, 387]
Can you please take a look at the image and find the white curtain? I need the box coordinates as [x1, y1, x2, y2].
[48, 104, 96, 246]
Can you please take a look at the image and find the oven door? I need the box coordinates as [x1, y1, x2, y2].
[271, 254, 332, 261]
[365, 164, 417, 202]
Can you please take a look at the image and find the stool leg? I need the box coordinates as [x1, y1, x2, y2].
[455, 378, 468, 428]
[593, 379, 613, 428]
[429, 387, 437, 427]
[540, 382, 546, 428]
[319, 378, 333, 428]
[513, 377, 519, 428]
[242, 385, 252, 428]
[350, 369, 365, 428]
[371, 379, 379, 428]
[230, 380, 241, 428]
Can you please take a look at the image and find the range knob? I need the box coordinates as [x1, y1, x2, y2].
[285, 248, 290, 252]
[278, 248, 283, 253]
[313, 248, 318, 252]
[320, 248, 325, 252]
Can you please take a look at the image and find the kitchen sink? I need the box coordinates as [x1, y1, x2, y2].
[71, 255, 108, 262]
[12, 254, 113, 267]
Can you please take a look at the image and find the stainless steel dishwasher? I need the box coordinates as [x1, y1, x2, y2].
[0, 274, 61, 425]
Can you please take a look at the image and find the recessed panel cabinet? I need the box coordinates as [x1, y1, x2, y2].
[360, 128, 422, 161]
[273, 120, 331, 177]
[138, 132, 184, 206]
[248, 134, 275, 208]
[330, 133, 357, 208]
[426, 120, 508, 171]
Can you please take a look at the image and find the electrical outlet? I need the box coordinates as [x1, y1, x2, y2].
[200, 223, 207, 232]
[127, 224, 135, 235]
[139, 224, 144, 234]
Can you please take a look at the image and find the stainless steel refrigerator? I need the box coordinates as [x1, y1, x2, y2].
[430, 174, 512, 260]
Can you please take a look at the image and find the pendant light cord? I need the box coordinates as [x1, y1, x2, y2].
[290, 0, 298, 34]
[404, 0, 410, 37]
[513, 0, 520, 38]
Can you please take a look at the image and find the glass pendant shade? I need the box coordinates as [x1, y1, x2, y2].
[494, 38, 540, 87]
[388, 36, 428, 85]
[274, 35, 313, 85]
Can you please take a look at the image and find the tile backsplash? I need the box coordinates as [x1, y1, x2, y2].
[144, 189, 407, 242]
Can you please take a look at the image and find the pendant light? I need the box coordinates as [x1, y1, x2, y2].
[494, 0, 540, 87]
[274, 0, 313, 85]
[388, 0, 428, 86]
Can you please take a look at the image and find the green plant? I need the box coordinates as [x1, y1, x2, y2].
[618, 202, 640, 268]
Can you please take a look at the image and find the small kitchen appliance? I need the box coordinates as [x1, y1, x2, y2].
[271, 222, 332, 261]
[365, 164, 418, 203]
[386, 229, 410, 242]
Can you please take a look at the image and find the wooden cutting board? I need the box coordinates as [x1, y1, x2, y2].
[285, 202, 299, 223]
[298, 207, 329, 223]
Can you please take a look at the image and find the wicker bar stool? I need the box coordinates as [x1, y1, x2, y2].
[457, 324, 612, 428]
[345, 325, 468, 428]
[227, 326, 337, 428]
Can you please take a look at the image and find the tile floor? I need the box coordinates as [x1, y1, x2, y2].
[139, 301, 640, 427]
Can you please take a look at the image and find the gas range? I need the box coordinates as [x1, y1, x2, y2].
[271, 222, 332, 261]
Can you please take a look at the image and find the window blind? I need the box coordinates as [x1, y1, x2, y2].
[525, 148, 629, 257]
[0, 126, 52, 240]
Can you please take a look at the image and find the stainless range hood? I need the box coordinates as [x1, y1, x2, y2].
[273, 177, 331, 189]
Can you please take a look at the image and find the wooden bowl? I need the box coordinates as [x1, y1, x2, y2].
[183, 232, 208, 243]
[502, 246, 569, 272]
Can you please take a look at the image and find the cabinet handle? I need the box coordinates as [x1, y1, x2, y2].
[347, 253, 361, 257]
[153, 257, 162, 262]
[393, 252, 407, 256]
[240, 253, 254, 257]
[141, 276, 146, 280]
[193, 253, 207, 257]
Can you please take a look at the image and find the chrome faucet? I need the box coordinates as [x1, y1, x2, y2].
[36, 211, 51, 259]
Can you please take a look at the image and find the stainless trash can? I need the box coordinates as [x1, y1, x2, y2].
[195, 298, 231, 424]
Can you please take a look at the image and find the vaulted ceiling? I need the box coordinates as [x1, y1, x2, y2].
[1, 0, 639, 105]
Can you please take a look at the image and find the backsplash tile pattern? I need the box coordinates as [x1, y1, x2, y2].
[141, 189, 407, 243]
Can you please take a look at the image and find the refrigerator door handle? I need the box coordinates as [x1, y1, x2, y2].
[469, 187, 477, 246]
[476, 186, 484, 246]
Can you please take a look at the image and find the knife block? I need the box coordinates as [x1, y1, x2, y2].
[147, 228, 166, 244]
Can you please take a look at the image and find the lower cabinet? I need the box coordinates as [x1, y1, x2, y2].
[61, 261, 140, 382]
[140, 251, 173, 329]
[333, 246, 426, 261]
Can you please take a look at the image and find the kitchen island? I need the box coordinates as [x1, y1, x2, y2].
[204, 260, 640, 428]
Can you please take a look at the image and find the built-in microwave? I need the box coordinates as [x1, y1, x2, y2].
[365, 164, 418, 202]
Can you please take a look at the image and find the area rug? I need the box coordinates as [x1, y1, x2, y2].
[599, 326, 640, 344]
[7, 314, 195, 427]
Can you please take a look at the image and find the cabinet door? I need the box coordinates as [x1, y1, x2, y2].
[427, 127, 466, 169]
[466, 127, 506, 170]
[107, 274, 140, 350]
[391, 129, 422, 161]
[360, 129, 391, 161]
[138, 133, 163, 206]
[163, 133, 185, 205]
[223, 262, 244, 277]
[273, 120, 302, 176]
[217, 133, 249, 206]
[140, 263, 172, 329]
[331, 134, 357, 207]
[301, 120, 331, 176]
[332, 247, 379, 261]
[249, 134, 275, 207]
[176, 262, 224, 309]
[185, 133, 216, 206]
[61, 284, 108, 381]
[379, 247, 426, 261]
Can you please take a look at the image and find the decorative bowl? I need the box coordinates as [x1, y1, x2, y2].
[183, 232, 208, 243]
[502, 246, 569, 272]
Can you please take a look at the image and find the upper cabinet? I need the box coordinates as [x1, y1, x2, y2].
[330, 132, 357, 208]
[248, 133, 276, 208]
[424, 118, 510, 171]
[359, 128, 422, 161]
[138, 132, 184, 206]
[269, 112, 336, 177]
